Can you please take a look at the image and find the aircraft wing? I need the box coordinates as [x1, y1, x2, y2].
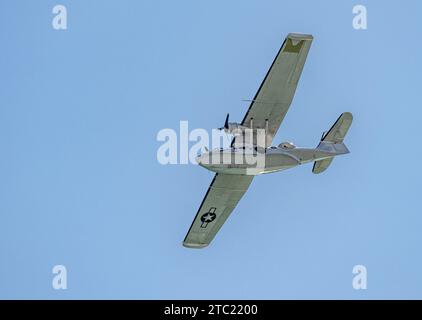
[234, 33, 313, 147]
[183, 173, 254, 248]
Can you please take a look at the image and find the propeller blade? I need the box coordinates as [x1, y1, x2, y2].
[224, 113, 229, 129]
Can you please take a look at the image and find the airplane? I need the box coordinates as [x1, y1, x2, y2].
[183, 33, 353, 248]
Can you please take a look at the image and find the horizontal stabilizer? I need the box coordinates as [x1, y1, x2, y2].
[312, 157, 333, 174]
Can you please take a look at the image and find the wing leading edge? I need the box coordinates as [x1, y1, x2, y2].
[183, 173, 254, 248]
[234, 33, 313, 147]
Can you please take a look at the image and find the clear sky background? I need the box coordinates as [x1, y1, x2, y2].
[1, 0, 421, 299]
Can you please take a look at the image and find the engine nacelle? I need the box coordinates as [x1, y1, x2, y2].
[219, 114, 251, 135]
[223, 122, 250, 135]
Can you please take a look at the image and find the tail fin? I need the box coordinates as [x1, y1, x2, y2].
[320, 112, 353, 144]
[312, 112, 353, 174]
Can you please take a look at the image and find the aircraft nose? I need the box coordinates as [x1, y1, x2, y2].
[196, 153, 210, 166]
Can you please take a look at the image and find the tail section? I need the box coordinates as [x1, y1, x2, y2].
[312, 112, 353, 174]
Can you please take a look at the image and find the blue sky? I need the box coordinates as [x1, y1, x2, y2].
[1, 0, 422, 299]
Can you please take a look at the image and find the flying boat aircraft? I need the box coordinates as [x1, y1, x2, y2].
[183, 33, 353, 248]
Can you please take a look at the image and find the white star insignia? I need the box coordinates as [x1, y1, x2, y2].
[203, 213, 214, 222]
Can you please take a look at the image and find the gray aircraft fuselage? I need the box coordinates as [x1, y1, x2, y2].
[196, 141, 349, 176]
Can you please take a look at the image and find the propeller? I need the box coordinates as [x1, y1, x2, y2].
[219, 113, 229, 130]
